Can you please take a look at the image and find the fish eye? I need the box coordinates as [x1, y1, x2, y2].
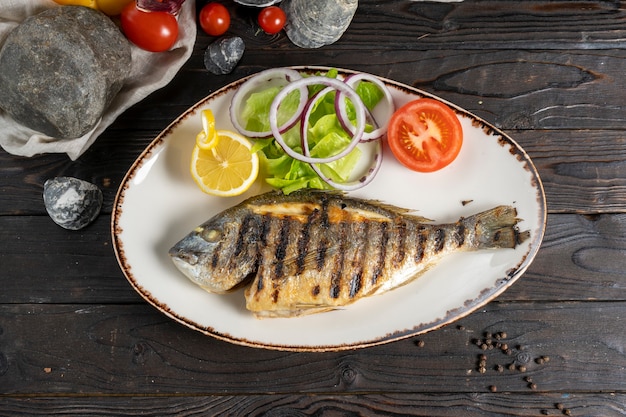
[198, 227, 221, 242]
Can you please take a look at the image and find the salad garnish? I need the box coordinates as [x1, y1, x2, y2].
[230, 68, 394, 193]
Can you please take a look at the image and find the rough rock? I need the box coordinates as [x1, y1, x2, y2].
[43, 177, 103, 230]
[204, 36, 245, 75]
[283, 0, 358, 48]
[0, 6, 131, 139]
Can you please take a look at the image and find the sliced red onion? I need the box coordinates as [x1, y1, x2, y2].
[307, 140, 384, 191]
[269, 76, 366, 164]
[229, 68, 308, 138]
[336, 73, 395, 142]
[299, 86, 335, 159]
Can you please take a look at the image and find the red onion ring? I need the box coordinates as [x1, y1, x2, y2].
[307, 140, 384, 191]
[229, 68, 308, 138]
[335, 73, 395, 142]
[298, 86, 384, 191]
[269, 76, 366, 164]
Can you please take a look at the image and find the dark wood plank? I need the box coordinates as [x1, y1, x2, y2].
[0, 216, 140, 304]
[1, 392, 624, 417]
[1, 301, 624, 395]
[347, 0, 626, 51]
[500, 212, 626, 301]
[2, 1, 625, 413]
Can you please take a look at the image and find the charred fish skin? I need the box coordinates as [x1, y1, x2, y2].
[241, 190, 529, 318]
[169, 190, 529, 318]
[168, 203, 262, 294]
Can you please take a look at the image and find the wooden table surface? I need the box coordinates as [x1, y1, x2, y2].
[2, 1, 626, 415]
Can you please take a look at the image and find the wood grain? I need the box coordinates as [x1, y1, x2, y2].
[0, 301, 624, 395]
[1, 1, 626, 414]
[1, 393, 624, 417]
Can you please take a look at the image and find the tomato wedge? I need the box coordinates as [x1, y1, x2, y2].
[387, 98, 463, 172]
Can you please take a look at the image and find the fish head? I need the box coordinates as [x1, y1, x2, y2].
[168, 211, 259, 294]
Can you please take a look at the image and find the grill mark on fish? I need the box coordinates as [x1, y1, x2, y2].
[319, 196, 330, 229]
[345, 220, 368, 299]
[392, 218, 407, 267]
[349, 272, 363, 298]
[295, 208, 319, 275]
[454, 222, 466, 247]
[211, 241, 222, 269]
[256, 252, 265, 291]
[234, 214, 254, 257]
[312, 285, 320, 296]
[434, 227, 445, 253]
[316, 241, 328, 271]
[273, 218, 291, 279]
[415, 225, 426, 263]
[329, 220, 349, 299]
[259, 214, 272, 246]
[371, 221, 389, 286]
[314, 199, 332, 271]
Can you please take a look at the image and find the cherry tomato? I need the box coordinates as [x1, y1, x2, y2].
[120, 2, 179, 52]
[199, 3, 231, 36]
[258, 6, 286, 35]
[387, 98, 463, 172]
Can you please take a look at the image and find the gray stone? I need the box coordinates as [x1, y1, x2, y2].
[43, 177, 103, 230]
[0, 6, 131, 139]
[283, 0, 357, 48]
[204, 36, 245, 75]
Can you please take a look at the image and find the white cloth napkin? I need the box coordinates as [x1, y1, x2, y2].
[0, 0, 196, 160]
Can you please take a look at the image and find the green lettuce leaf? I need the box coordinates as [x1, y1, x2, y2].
[239, 70, 383, 194]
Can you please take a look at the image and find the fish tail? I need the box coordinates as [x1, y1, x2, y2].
[465, 206, 530, 250]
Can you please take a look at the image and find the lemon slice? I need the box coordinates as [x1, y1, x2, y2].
[196, 109, 220, 151]
[190, 130, 259, 197]
[53, 0, 98, 7]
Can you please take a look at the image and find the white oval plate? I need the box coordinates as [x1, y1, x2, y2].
[112, 66, 546, 352]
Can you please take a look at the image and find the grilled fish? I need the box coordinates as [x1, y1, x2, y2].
[169, 190, 529, 318]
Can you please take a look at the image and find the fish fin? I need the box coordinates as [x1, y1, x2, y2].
[254, 304, 339, 318]
[280, 244, 341, 275]
[355, 198, 433, 222]
[468, 205, 530, 249]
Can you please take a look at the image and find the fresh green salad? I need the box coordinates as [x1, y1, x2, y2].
[240, 69, 385, 194]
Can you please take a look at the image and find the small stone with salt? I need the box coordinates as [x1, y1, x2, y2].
[204, 36, 245, 75]
[43, 177, 103, 230]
